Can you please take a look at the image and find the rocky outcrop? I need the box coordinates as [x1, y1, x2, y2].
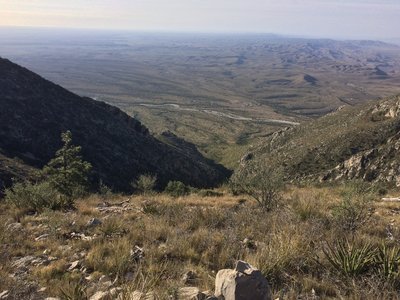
[215, 261, 272, 300]
[237, 95, 400, 186]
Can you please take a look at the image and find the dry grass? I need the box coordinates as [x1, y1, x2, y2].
[0, 184, 400, 299]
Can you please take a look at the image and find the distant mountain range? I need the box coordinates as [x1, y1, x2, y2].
[0, 58, 230, 191]
[237, 94, 400, 186]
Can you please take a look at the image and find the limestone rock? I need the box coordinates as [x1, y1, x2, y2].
[182, 270, 197, 285]
[87, 218, 102, 227]
[179, 287, 206, 300]
[0, 291, 9, 299]
[215, 261, 271, 300]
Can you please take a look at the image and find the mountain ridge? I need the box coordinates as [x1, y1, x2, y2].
[0, 57, 230, 191]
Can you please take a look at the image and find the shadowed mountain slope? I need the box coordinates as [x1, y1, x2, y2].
[238, 95, 400, 185]
[0, 58, 230, 191]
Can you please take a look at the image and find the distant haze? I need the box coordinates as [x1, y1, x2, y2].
[0, 0, 400, 40]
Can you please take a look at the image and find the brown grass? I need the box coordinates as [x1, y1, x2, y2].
[1, 184, 400, 299]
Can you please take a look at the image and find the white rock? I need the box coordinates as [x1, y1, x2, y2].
[215, 261, 271, 300]
[0, 290, 9, 299]
[179, 287, 206, 300]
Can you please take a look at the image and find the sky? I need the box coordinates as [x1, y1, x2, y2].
[1, 0, 400, 40]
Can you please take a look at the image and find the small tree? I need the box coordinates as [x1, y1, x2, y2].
[230, 160, 284, 211]
[132, 174, 157, 195]
[43, 131, 92, 204]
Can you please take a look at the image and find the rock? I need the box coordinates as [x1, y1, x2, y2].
[179, 287, 206, 300]
[130, 245, 144, 262]
[120, 291, 155, 300]
[87, 218, 102, 227]
[6, 222, 23, 232]
[89, 291, 109, 300]
[182, 270, 197, 285]
[35, 233, 50, 241]
[67, 260, 80, 271]
[215, 261, 271, 300]
[0, 290, 9, 299]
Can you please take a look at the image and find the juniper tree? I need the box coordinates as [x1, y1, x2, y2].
[43, 131, 92, 203]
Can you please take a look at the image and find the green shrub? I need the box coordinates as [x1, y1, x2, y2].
[132, 174, 157, 195]
[332, 196, 373, 233]
[5, 181, 64, 212]
[323, 239, 376, 277]
[376, 243, 400, 281]
[230, 161, 284, 211]
[164, 181, 190, 197]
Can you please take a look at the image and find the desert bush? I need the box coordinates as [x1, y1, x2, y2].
[164, 181, 190, 197]
[132, 174, 157, 195]
[332, 195, 373, 233]
[323, 239, 376, 277]
[98, 180, 112, 199]
[230, 161, 284, 211]
[5, 181, 64, 212]
[375, 243, 400, 281]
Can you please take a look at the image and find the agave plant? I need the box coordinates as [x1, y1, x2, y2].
[375, 243, 400, 280]
[323, 239, 376, 277]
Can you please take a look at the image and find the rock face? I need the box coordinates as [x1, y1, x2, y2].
[0, 57, 230, 192]
[215, 261, 271, 300]
[237, 95, 400, 186]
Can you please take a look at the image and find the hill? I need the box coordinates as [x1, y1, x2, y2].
[237, 95, 400, 185]
[0, 58, 230, 191]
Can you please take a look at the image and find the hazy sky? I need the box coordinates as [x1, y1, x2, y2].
[1, 0, 399, 39]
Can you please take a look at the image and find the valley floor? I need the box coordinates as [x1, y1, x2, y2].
[1, 184, 400, 299]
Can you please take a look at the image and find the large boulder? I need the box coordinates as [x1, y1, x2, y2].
[215, 261, 271, 300]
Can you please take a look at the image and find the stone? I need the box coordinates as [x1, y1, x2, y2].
[120, 291, 155, 300]
[182, 270, 197, 285]
[87, 218, 102, 227]
[215, 261, 271, 300]
[6, 222, 22, 232]
[130, 245, 144, 262]
[0, 290, 9, 299]
[89, 291, 109, 300]
[35, 233, 50, 241]
[67, 260, 80, 271]
[179, 287, 206, 300]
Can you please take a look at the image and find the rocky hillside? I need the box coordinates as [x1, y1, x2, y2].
[0, 58, 230, 191]
[238, 95, 400, 185]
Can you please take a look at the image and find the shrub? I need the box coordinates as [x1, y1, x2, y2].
[332, 195, 373, 233]
[5, 181, 64, 212]
[230, 161, 284, 211]
[132, 174, 157, 195]
[323, 239, 376, 277]
[375, 243, 400, 281]
[164, 181, 190, 197]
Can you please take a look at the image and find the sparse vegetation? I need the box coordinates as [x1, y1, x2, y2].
[164, 181, 190, 197]
[132, 174, 157, 195]
[230, 161, 284, 211]
[4, 181, 61, 212]
[2, 183, 399, 299]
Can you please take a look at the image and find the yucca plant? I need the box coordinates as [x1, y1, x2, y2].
[375, 243, 400, 280]
[323, 239, 376, 277]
